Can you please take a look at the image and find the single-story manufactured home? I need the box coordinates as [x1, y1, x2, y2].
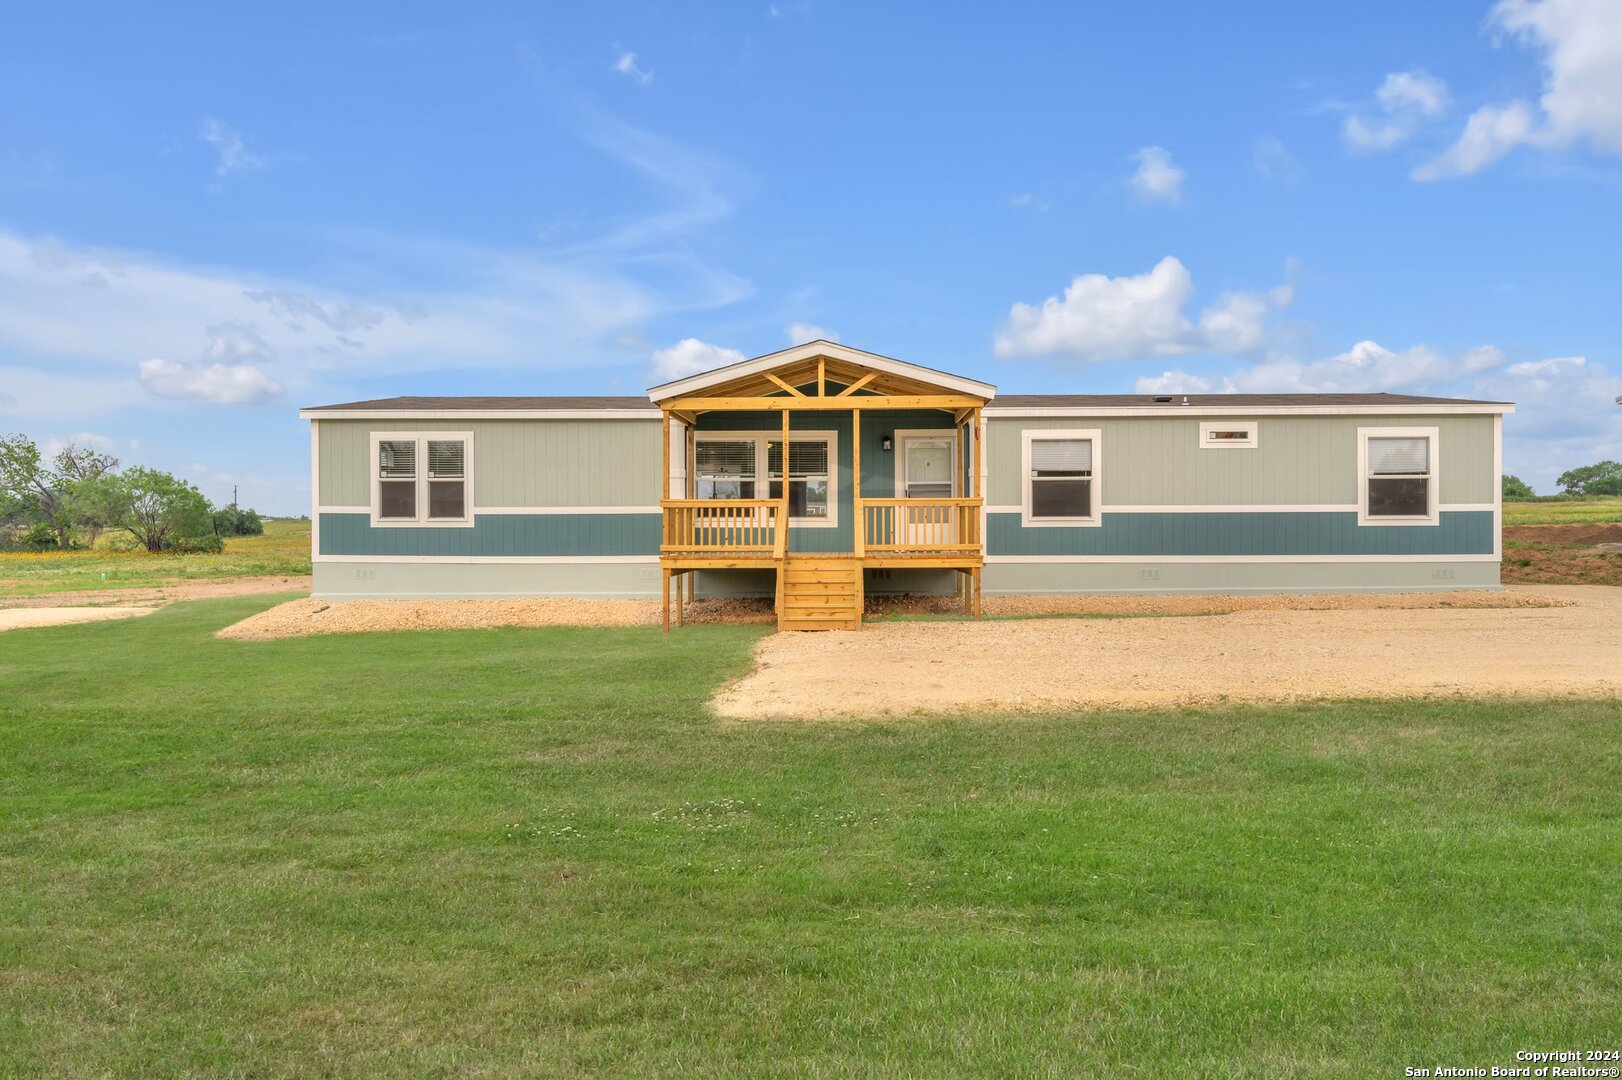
[300, 340, 1513, 630]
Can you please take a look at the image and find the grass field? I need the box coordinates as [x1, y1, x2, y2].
[0, 518, 310, 597]
[1, 598, 1618, 1077]
[1503, 495, 1622, 525]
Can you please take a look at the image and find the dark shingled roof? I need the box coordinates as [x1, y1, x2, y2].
[303, 395, 654, 411]
[989, 392, 1510, 407]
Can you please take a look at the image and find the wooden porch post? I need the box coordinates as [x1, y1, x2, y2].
[780, 406, 790, 546]
[852, 408, 863, 558]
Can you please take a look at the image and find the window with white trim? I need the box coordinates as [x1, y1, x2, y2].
[1021, 429, 1101, 526]
[1359, 427, 1438, 525]
[1198, 420, 1258, 448]
[370, 432, 473, 526]
[695, 439, 756, 500]
[768, 438, 830, 520]
[693, 431, 837, 526]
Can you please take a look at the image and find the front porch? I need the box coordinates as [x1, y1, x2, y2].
[649, 341, 994, 631]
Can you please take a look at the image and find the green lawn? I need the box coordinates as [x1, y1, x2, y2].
[0, 518, 310, 598]
[1503, 495, 1622, 525]
[2, 598, 1618, 1077]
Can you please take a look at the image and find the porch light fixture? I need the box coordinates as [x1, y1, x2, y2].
[881, 434, 893, 452]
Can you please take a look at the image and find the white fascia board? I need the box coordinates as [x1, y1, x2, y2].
[984, 404, 1514, 417]
[646, 340, 997, 401]
[298, 408, 662, 420]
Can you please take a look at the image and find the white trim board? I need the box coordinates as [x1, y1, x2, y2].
[984, 503, 1496, 515]
[300, 408, 661, 420]
[314, 555, 661, 565]
[316, 505, 662, 516]
[984, 554, 1500, 564]
[985, 404, 1513, 417]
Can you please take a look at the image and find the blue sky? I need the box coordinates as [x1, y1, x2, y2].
[2, 0, 1619, 513]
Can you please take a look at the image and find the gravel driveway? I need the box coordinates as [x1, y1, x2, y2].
[715, 585, 1622, 718]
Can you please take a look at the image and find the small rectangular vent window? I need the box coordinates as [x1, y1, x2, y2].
[1198, 421, 1258, 449]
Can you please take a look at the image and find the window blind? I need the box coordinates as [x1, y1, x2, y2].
[767, 439, 829, 477]
[696, 440, 756, 476]
[378, 440, 416, 478]
[427, 440, 464, 478]
[1031, 438, 1092, 474]
[1368, 437, 1429, 475]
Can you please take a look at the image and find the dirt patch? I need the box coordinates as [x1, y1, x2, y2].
[1504, 523, 1622, 545]
[0, 576, 312, 610]
[216, 595, 776, 640]
[0, 607, 156, 632]
[1503, 524, 1622, 587]
[715, 585, 1622, 719]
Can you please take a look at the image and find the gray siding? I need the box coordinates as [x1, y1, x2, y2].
[313, 560, 660, 600]
[317, 417, 661, 508]
[983, 560, 1500, 595]
[985, 414, 1496, 507]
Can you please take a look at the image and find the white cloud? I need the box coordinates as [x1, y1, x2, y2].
[1217, 340, 1506, 394]
[785, 321, 838, 344]
[1134, 370, 1213, 394]
[1010, 192, 1050, 211]
[1417, 0, 1622, 179]
[651, 338, 746, 382]
[139, 357, 282, 405]
[1341, 69, 1451, 152]
[42, 432, 116, 458]
[614, 50, 653, 85]
[1253, 135, 1302, 183]
[199, 119, 264, 177]
[994, 257, 1292, 363]
[1377, 70, 1450, 117]
[1412, 101, 1537, 180]
[1342, 116, 1413, 152]
[1128, 146, 1184, 204]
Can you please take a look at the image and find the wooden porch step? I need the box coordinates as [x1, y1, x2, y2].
[777, 555, 862, 632]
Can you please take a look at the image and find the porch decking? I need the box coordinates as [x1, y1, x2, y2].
[659, 497, 983, 630]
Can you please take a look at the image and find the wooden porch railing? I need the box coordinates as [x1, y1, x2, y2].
[662, 499, 785, 558]
[858, 497, 982, 556]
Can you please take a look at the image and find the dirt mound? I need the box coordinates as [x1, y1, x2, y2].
[1504, 522, 1622, 545]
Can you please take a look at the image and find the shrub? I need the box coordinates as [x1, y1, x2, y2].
[211, 505, 264, 536]
[1502, 474, 1535, 499]
[168, 533, 225, 554]
[22, 522, 58, 548]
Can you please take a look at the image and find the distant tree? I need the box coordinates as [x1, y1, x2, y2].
[1501, 474, 1535, 499]
[54, 439, 122, 545]
[53, 440, 119, 483]
[211, 503, 264, 536]
[0, 434, 68, 545]
[1555, 461, 1622, 497]
[0, 435, 124, 546]
[116, 468, 213, 553]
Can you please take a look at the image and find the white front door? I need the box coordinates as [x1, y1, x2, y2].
[897, 434, 957, 547]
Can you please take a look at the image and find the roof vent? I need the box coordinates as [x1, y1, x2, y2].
[1152, 395, 1173, 403]
[1182, 396, 1191, 406]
